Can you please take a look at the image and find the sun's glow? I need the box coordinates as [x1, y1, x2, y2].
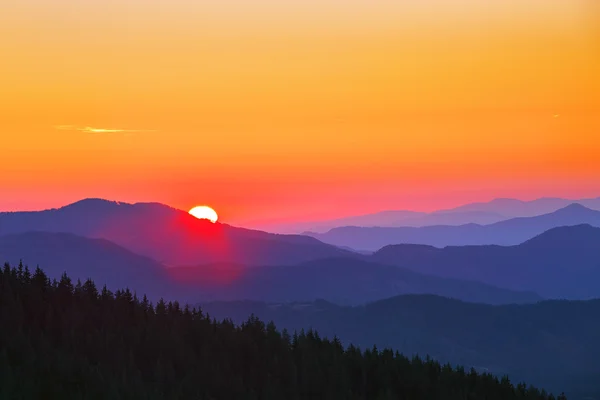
[189, 205, 218, 223]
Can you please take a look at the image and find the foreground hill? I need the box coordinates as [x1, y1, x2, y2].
[0, 198, 353, 266]
[0, 232, 540, 305]
[371, 224, 600, 299]
[309, 204, 600, 250]
[201, 295, 600, 400]
[0, 265, 562, 399]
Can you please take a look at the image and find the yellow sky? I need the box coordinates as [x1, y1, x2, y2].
[1, 0, 599, 222]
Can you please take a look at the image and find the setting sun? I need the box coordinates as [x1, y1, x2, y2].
[189, 205, 219, 223]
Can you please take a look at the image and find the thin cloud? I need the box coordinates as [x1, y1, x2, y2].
[54, 125, 155, 133]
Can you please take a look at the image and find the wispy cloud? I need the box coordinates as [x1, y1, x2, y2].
[54, 125, 155, 134]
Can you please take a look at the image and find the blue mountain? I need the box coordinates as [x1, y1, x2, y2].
[371, 224, 600, 299]
[0, 198, 352, 266]
[308, 203, 600, 251]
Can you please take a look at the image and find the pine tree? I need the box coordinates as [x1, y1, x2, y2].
[0, 263, 568, 400]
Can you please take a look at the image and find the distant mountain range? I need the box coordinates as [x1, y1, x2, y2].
[4, 223, 600, 303]
[307, 203, 600, 251]
[168, 257, 541, 305]
[444, 196, 600, 217]
[255, 196, 600, 233]
[3, 198, 600, 302]
[3, 197, 600, 399]
[0, 231, 187, 301]
[370, 224, 600, 299]
[0, 198, 352, 266]
[0, 231, 540, 305]
[200, 294, 600, 400]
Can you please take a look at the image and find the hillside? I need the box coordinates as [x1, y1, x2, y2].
[444, 197, 600, 217]
[201, 295, 600, 400]
[169, 257, 542, 305]
[371, 224, 600, 299]
[0, 231, 540, 305]
[309, 204, 600, 251]
[0, 199, 354, 266]
[253, 196, 600, 233]
[0, 265, 563, 399]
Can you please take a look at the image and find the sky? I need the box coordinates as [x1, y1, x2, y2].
[1, 0, 599, 225]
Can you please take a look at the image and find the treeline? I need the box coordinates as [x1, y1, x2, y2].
[0, 262, 566, 399]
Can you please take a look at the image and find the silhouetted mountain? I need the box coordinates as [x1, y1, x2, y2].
[371, 224, 600, 299]
[0, 198, 354, 266]
[308, 204, 600, 250]
[443, 196, 600, 217]
[255, 210, 509, 233]
[200, 295, 600, 399]
[254, 210, 427, 233]
[0, 231, 539, 305]
[0, 265, 562, 399]
[169, 257, 542, 305]
[251, 196, 600, 233]
[395, 210, 508, 227]
[0, 232, 187, 301]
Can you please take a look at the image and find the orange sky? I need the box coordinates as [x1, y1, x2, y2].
[1, 0, 599, 225]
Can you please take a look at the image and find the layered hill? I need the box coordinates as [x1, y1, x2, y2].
[0, 232, 540, 305]
[0, 265, 561, 400]
[0, 199, 353, 266]
[308, 204, 600, 250]
[169, 257, 541, 305]
[253, 196, 600, 233]
[371, 224, 600, 299]
[201, 294, 600, 399]
[0, 231, 186, 301]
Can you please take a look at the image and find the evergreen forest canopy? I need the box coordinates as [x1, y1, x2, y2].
[0, 262, 566, 400]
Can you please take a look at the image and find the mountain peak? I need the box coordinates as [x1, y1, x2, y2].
[61, 198, 126, 210]
[522, 224, 600, 248]
[60, 199, 179, 214]
[552, 203, 593, 215]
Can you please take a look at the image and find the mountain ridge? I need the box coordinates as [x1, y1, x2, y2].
[0, 230, 542, 306]
[370, 224, 600, 299]
[248, 196, 600, 233]
[0, 199, 355, 266]
[308, 203, 600, 251]
[199, 293, 600, 399]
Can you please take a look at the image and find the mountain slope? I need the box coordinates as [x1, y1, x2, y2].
[169, 257, 542, 305]
[371, 224, 600, 299]
[294, 210, 427, 232]
[253, 196, 600, 233]
[0, 232, 179, 301]
[392, 210, 507, 227]
[309, 204, 600, 250]
[0, 232, 540, 305]
[0, 266, 561, 400]
[255, 209, 508, 233]
[0, 198, 355, 266]
[200, 294, 600, 399]
[444, 196, 600, 217]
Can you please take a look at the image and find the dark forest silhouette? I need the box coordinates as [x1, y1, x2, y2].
[0, 262, 566, 399]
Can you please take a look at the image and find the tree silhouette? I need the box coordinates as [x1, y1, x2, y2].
[0, 262, 565, 399]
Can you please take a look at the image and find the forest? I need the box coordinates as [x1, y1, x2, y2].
[0, 262, 566, 399]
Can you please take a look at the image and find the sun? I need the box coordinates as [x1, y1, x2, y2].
[189, 205, 218, 223]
